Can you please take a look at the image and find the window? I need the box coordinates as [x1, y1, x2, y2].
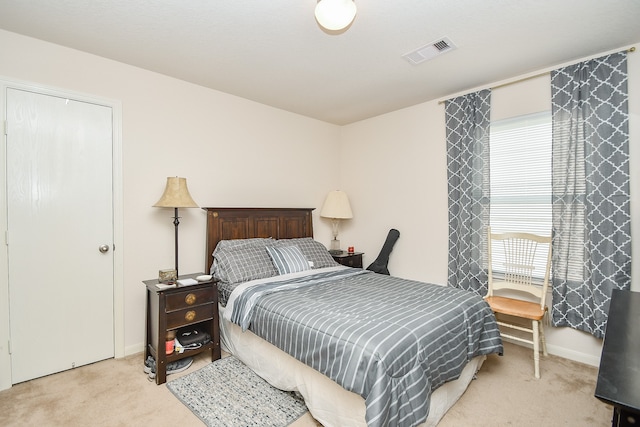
[489, 111, 552, 279]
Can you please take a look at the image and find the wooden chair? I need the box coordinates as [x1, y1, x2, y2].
[485, 227, 552, 379]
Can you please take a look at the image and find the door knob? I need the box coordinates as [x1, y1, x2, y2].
[99, 244, 110, 253]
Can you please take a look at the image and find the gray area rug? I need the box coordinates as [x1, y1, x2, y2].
[167, 356, 307, 427]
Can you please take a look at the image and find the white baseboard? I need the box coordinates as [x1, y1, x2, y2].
[124, 343, 145, 357]
[502, 337, 601, 367]
[545, 343, 601, 367]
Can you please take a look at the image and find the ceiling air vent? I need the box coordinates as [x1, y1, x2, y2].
[402, 37, 456, 65]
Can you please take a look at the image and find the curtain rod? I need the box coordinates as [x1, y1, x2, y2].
[438, 46, 635, 105]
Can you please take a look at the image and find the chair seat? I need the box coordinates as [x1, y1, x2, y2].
[485, 295, 546, 321]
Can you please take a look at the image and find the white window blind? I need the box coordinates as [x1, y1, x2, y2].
[489, 111, 552, 279]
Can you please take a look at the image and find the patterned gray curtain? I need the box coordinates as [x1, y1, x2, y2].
[445, 89, 491, 294]
[550, 52, 631, 338]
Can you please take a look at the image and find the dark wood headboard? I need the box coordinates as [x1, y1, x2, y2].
[203, 207, 315, 272]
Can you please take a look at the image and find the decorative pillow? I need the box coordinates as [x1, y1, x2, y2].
[212, 239, 278, 284]
[275, 237, 338, 269]
[211, 238, 274, 275]
[266, 245, 312, 275]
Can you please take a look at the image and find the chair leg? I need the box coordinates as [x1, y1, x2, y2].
[539, 319, 548, 356]
[532, 320, 540, 379]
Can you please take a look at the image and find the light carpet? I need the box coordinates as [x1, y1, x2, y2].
[167, 356, 308, 427]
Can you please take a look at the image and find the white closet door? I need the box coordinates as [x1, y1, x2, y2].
[6, 88, 114, 383]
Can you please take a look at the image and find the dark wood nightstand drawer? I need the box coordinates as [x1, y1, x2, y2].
[166, 303, 215, 330]
[332, 251, 363, 268]
[165, 287, 215, 311]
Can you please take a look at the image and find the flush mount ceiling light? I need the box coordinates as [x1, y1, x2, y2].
[314, 0, 357, 31]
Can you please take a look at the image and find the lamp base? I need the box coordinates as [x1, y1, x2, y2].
[329, 238, 341, 254]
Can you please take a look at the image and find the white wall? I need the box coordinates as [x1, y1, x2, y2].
[340, 43, 640, 366]
[340, 102, 449, 284]
[0, 29, 340, 390]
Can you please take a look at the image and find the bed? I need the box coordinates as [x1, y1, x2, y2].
[204, 207, 503, 427]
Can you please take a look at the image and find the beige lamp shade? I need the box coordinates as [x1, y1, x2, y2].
[320, 190, 353, 219]
[153, 177, 199, 208]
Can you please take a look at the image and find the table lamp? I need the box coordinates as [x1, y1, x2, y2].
[320, 190, 353, 255]
[153, 177, 199, 277]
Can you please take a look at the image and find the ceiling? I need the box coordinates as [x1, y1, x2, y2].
[1, 0, 639, 125]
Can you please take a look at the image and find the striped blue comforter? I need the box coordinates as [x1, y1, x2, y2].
[225, 267, 503, 427]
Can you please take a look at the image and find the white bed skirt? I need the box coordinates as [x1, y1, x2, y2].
[219, 305, 484, 427]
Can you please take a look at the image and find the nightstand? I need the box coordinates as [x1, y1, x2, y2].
[143, 273, 221, 385]
[331, 251, 364, 268]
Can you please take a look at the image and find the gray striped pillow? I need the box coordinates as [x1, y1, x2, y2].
[266, 245, 311, 275]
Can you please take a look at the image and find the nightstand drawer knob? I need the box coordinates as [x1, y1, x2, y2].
[185, 310, 196, 322]
[185, 293, 197, 305]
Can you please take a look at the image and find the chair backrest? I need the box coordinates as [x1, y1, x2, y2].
[487, 227, 552, 309]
